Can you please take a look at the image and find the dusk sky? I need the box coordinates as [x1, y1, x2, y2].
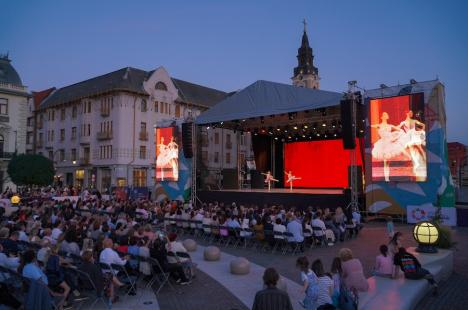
[2, 0, 467, 143]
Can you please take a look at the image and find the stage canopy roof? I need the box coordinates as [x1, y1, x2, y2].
[195, 80, 343, 125]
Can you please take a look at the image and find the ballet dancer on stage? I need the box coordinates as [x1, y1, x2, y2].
[285, 171, 301, 191]
[262, 171, 278, 191]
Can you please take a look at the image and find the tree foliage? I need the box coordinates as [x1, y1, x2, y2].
[7, 154, 55, 186]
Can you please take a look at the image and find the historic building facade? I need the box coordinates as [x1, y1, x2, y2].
[0, 55, 31, 191]
[32, 66, 251, 192]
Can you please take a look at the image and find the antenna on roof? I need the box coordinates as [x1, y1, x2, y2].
[303, 18, 307, 33]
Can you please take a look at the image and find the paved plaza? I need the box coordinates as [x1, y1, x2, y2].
[155, 222, 468, 310]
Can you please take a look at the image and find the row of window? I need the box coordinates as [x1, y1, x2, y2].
[99, 145, 113, 159]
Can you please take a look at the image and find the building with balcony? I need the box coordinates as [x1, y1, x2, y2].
[33, 66, 247, 192]
[0, 54, 31, 190]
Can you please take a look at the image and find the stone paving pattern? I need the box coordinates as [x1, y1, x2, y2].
[155, 222, 468, 310]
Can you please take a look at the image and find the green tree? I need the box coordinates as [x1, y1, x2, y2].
[7, 154, 55, 186]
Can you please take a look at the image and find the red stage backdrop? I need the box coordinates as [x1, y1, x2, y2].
[155, 127, 179, 182]
[284, 139, 363, 188]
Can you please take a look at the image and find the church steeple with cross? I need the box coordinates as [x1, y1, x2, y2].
[292, 19, 320, 89]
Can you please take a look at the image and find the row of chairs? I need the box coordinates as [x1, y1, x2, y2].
[162, 218, 334, 255]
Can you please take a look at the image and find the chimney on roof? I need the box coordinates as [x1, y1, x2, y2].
[123, 67, 130, 80]
[410, 79, 417, 84]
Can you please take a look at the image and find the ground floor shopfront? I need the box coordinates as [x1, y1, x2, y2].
[55, 164, 155, 193]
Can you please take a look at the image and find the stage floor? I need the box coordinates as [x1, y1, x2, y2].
[197, 187, 348, 209]
[212, 188, 343, 195]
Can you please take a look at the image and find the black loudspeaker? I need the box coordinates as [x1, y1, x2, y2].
[348, 165, 363, 193]
[340, 98, 356, 149]
[250, 170, 264, 189]
[222, 169, 239, 189]
[181, 122, 193, 158]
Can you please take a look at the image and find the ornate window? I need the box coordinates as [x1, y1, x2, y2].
[155, 82, 168, 91]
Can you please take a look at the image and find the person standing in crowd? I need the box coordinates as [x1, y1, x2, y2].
[252, 268, 293, 310]
[330, 257, 342, 307]
[386, 216, 394, 239]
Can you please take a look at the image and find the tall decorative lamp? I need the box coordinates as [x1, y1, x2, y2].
[10, 195, 20, 205]
[413, 221, 439, 253]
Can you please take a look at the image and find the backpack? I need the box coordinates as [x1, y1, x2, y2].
[306, 272, 320, 301]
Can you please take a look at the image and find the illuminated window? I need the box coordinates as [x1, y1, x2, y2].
[133, 168, 147, 187]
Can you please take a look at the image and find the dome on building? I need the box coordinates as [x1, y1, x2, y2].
[0, 54, 23, 86]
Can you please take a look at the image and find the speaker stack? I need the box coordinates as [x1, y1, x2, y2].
[181, 122, 193, 158]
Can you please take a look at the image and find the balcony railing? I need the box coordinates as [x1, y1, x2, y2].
[0, 152, 15, 159]
[100, 109, 110, 117]
[36, 140, 43, 148]
[226, 142, 232, 149]
[139, 131, 148, 141]
[79, 157, 90, 165]
[97, 131, 113, 140]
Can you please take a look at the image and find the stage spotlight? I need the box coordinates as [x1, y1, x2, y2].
[242, 119, 246, 122]
[276, 126, 281, 132]
[331, 120, 337, 128]
[334, 133, 337, 137]
[288, 135, 292, 139]
[206, 126, 210, 130]
[313, 122, 318, 130]
[246, 128, 251, 133]
[316, 133, 320, 137]
[322, 122, 327, 127]
[253, 128, 259, 136]
[274, 137, 278, 140]
[302, 134, 306, 138]
[303, 125, 308, 129]
[261, 128, 266, 134]
[220, 121, 224, 125]
[293, 125, 298, 130]
[260, 116, 265, 124]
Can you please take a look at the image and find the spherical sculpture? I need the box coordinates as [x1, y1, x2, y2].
[10, 195, 20, 204]
[204, 246, 221, 261]
[413, 221, 439, 253]
[230, 257, 250, 275]
[182, 239, 197, 252]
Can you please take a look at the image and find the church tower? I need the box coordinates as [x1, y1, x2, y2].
[292, 19, 320, 89]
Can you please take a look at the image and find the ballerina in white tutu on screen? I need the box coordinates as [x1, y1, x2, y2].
[371, 112, 407, 181]
[397, 110, 426, 180]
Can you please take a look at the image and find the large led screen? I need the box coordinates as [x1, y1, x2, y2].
[284, 139, 363, 188]
[155, 127, 179, 182]
[370, 93, 426, 182]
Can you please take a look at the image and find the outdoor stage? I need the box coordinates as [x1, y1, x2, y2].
[197, 188, 349, 209]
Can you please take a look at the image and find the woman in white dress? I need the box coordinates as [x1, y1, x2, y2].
[397, 111, 426, 179]
[371, 112, 406, 181]
[167, 137, 179, 179]
[157, 137, 169, 180]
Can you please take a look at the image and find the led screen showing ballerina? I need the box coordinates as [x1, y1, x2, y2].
[155, 127, 179, 182]
[370, 93, 426, 182]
